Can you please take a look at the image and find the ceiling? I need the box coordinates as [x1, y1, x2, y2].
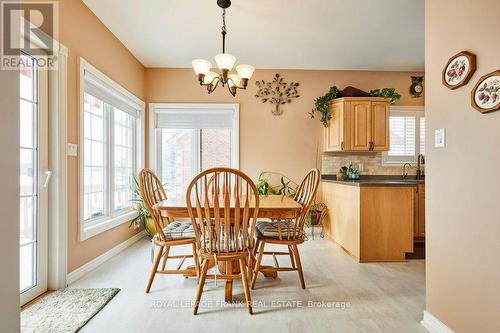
[82, 0, 424, 71]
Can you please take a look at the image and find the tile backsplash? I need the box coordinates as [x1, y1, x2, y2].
[322, 153, 422, 176]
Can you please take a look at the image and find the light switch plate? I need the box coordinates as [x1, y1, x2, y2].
[435, 128, 445, 148]
[67, 143, 78, 156]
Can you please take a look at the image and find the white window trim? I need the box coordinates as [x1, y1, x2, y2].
[148, 103, 240, 177]
[382, 106, 425, 166]
[79, 58, 145, 241]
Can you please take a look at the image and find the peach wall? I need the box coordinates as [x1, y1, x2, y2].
[425, 0, 500, 332]
[146, 68, 424, 182]
[58, 0, 146, 273]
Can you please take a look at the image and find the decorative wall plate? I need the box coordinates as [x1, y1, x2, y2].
[442, 51, 476, 89]
[471, 70, 500, 113]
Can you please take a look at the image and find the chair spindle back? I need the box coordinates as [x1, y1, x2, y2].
[186, 168, 259, 256]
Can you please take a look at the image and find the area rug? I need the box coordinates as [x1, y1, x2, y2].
[21, 288, 120, 333]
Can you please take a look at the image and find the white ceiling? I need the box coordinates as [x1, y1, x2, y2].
[82, 0, 424, 71]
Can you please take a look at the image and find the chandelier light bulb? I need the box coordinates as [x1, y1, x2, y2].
[203, 71, 220, 85]
[191, 59, 212, 75]
[214, 53, 237, 71]
[236, 64, 255, 79]
[227, 74, 241, 88]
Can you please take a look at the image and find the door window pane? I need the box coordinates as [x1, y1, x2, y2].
[201, 129, 231, 170]
[20, 244, 35, 292]
[159, 127, 233, 200]
[160, 129, 197, 200]
[20, 54, 35, 101]
[19, 54, 38, 293]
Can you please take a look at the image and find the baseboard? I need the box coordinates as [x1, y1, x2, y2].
[421, 310, 455, 333]
[67, 230, 147, 285]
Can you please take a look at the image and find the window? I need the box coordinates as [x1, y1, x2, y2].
[79, 58, 144, 240]
[383, 107, 425, 165]
[150, 104, 238, 200]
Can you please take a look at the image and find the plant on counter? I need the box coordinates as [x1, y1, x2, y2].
[346, 163, 360, 180]
[369, 88, 401, 104]
[256, 171, 299, 197]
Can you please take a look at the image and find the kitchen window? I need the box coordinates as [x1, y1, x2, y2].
[149, 104, 239, 200]
[382, 107, 425, 165]
[79, 58, 145, 240]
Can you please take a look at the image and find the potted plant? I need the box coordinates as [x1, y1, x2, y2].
[129, 177, 164, 238]
[256, 171, 299, 197]
[305, 203, 326, 227]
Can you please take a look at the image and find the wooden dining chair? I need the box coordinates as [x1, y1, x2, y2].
[186, 167, 259, 315]
[138, 168, 199, 293]
[251, 168, 320, 289]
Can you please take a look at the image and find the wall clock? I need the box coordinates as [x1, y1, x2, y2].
[410, 76, 424, 97]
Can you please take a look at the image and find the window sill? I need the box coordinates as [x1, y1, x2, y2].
[80, 210, 136, 241]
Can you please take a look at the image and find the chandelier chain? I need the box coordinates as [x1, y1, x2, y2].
[221, 8, 227, 53]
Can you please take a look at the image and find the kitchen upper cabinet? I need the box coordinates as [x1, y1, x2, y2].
[371, 101, 390, 151]
[324, 100, 348, 151]
[350, 101, 372, 151]
[323, 97, 390, 152]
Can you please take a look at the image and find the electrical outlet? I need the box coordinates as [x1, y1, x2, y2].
[67, 143, 78, 156]
[357, 163, 364, 172]
[435, 128, 445, 148]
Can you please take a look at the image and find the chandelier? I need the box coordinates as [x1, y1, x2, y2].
[191, 0, 255, 97]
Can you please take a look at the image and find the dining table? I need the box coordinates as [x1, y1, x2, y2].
[156, 194, 303, 302]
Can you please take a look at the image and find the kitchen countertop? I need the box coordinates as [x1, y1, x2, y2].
[321, 174, 425, 187]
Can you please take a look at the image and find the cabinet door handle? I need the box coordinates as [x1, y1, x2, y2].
[341, 141, 344, 150]
[369, 141, 373, 150]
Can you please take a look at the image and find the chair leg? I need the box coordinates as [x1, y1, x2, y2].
[146, 245, 164, 293]
[193, 259, 209, 315]
[246, 253, 253, 283]
[292, 245, 306, 289]
[251, 241, 265, 289]
[239, 258, 253, 315]
[288, 245, 296, 269]
[192, 242, 200, 278]
[161, 246, 170, 271]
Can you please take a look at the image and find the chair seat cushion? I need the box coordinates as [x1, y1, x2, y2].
[202, 228, 246, 252]
[256, 219, 302, 238]
[162, 220, 196, 240]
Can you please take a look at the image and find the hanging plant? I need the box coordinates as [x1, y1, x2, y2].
[369, 88, 401, 104]
[310, 86, 401, 127]
[309, 86, 340, 127]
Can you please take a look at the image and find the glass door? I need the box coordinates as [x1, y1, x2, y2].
[19, 53, 49, 305]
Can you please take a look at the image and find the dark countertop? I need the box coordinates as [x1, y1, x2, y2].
[321, 174, 425, 187]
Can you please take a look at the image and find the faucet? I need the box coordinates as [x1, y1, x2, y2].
[402, 163, 412, 179]
[417, 154, 425, 180]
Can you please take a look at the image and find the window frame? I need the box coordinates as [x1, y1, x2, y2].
[382, 106, 425, 166]
[148, 103, 240, 181]
[79, 58, 145, 241]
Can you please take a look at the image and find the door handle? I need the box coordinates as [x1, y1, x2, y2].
[43, 170, 52, 188]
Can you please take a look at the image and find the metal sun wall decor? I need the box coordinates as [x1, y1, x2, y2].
[254, 73, 300, 116]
